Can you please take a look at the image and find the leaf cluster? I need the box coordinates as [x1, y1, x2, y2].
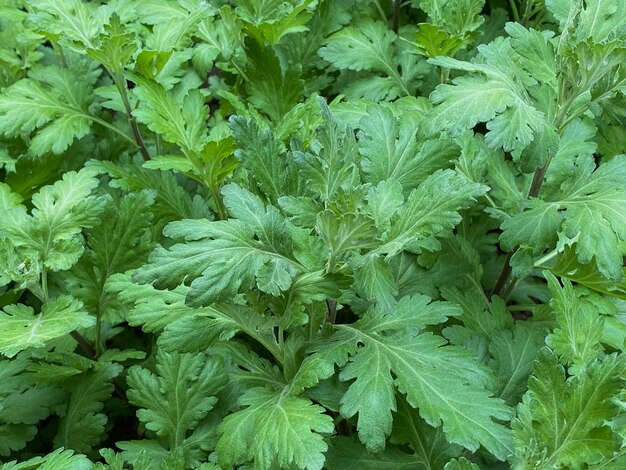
[0, 1, 625, 469]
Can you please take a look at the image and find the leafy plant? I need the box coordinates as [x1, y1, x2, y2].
[0, 0, 625, 469]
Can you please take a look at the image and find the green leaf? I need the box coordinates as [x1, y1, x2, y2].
[109, 272, 278, 353]
[325, 437, 424, 469]
[0, 356, 63, 456]
[236, 0, 316, 45]
[68, 191, 155, 321]
[86, 14, 137, 72]
[86, 159, 211, 221]
[505, 23, 557, 90]
[444, 457, 480, 470]
[427, 46, 547, 152]
[216, 387, 334, 470]
[54, 362, 123, 453]
[413, 23, 465, 58]
[319, 20, 396, 73]
[512, 349, 625, 468]
[548, 246, 626, 299]
[295, 98, 360, 203]
[28, 0, 101, 51]
[355, 254, 399, 314]
[319, 21, 410, 99]
[0, 296, 95, 358]
[500, 200, 562, 254]
[378, 169, 488, 256]
[0, 425, 37, 459]
[503, 156, 626, 279]
[544, 272, 604, 370]
[418, 0, 485, 39]
[489, 323, 547, 405]
[0, 448, 92, 470]
[132, 78, 207, 154]
[576, 0, 626, 43]
[357, 104, 457, 191]
[229, 116, 296, 204]
[244, 39, 304, 120]
[127, 350, 227, 451]
[316, 210, 378, 262]
[312, 296, 512, 458]
[561, 188, 626, 281]
[0, 66, 97, 155]
[366, 180, 404, 232]
[0, 168, 106, 273]
[392, 397, 463, 468]
[442, 287, 513, 336]
[133, 184, 304, 306]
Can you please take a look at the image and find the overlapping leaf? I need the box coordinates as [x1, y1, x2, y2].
[312, 296, 513, 458]
[0, 66, 98, 155]
[0, 169, 106, 273]
[426, 39, 549, 153]
[54, 362, 123, 453]
[127, 350, 226, 452]
[501, 156, 626, 279]
[512, 350, 625, 468]
[134, 184, 305, 306]
[216, 387, 334, 470]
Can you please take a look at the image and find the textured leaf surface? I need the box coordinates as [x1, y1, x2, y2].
[512, 350, 625, 468]
[379, 170, 488, 256]
[54, 362, 122, 453]
[216, 387, 334, 470]
[127, 350, 227, 450]
[0, 296, 95, 358]
[134, 184, 304, 306]
[0, 66, 96, 155]
[313, 296, 513, 458]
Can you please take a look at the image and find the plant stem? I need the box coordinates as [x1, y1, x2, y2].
[440, 67, 450, 84]
[492, 72, 578, 297]
[112, 71, 151, 160]
[392, 0, 401, 33]
[90, 116, 140, 147]
[326, 299, 338, 324]
[40, 266, 48, 301]
[373, 0, 388, 23]
[534, 246, 562, 267]
[70, 331, 97, 359]
[491, 252, 513, 297]
[501, 276, 518, 299]
[521, 0, 534, 24]
[209, 184, 227, 220]
[509, 0, 520, 22]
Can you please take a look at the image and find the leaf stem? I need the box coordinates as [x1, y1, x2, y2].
[440, 67, 450, 84]
[509, 0, 520, 22]
[373, 0, 388, 23]
[521, 0, 534, 24]
[41, 265, 49, 301]
[90, 116, 141, 147]
[534, 246, 561, 268]
[209, 184, 227, 220]
[112, 71, 151, 160]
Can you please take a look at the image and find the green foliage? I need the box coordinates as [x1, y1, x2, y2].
[1, 0, 625, 469]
